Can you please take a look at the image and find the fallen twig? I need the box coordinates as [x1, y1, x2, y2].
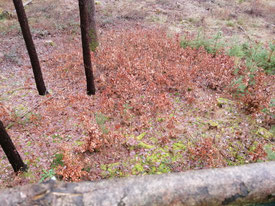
[20, 95, 53, 119]
[23, 0, 33, 6]
[237, 24, 251, 41]
[7, 87, 36, 95]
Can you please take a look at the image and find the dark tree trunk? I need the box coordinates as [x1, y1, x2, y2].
[12, 0, 48, 96]
[0, 121, 27, 173]
[87, 0, 98, 52]
[79, 0, 96, 95]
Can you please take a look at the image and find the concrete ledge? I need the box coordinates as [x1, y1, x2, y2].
[0, 162, 275, 205]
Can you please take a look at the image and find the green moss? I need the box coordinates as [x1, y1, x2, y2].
[136, 132, 146, 140]
[256, 127, 273, 139]
[171, 152, 183, 162]
[95, 112, 108, 126]
[226, 21, 235, 27]
[101, 125, 109, 134]
[74, 140, 85, 146]
[0, 9, 11, 20]
[208, 120, 219, 128]
[217, 97, 234, 107]
[155, 163, 170, 174]
[100, 146, 178, 177]
[132, 163, 144, 175]
[145, 149, 171, 174]
[264, 144, 275, 161]
[100, 164, 107, 171]
[156, 117, 165, 122]
[271, 125, 275, 137]
[88, 28, 98, 52]
[173, 142, 186, 151]
[138, 141, 154, 149]
[22, 171, 36, 180]
[100, 162, 123, 178]
[249, 142, 258, 152]
[149, 137, 158, 144]
[52, 134, 63, 143]
[235, 154, 245, 164]
[146, 149, 170, 164]
[95, 113, 109, 134]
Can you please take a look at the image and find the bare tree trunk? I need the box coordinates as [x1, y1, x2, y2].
[12, 0, 48, 96]
[79, 0, 96, 95]
[0, 121, 27, 173]
[87, 0, 98, 52]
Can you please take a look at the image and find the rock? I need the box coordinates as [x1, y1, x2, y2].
[44, 40, 55, 46]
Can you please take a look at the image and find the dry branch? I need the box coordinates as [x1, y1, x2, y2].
[237, 24, 251, 41]
[0, 162, 274, 205]
[23, 0, 33, 6]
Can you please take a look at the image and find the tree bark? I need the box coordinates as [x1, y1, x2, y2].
[0, 162, 274, 205]
[87, 0, 98, 52]
[79, 0, 96, 95]
[12, 0, 48, 96]
[0, 121, 27, 173]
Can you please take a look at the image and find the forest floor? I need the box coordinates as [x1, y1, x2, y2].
[0, 0, 274, 188]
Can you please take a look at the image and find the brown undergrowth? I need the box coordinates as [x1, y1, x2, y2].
[0, 28, 271, 185]
[51, 28, 270, 182]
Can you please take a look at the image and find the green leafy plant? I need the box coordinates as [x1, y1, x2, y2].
[51, 153, 64, 168]
[39, 169, 55, 183]
[52, 134, 63, 143]
[262, 99, 275, 119]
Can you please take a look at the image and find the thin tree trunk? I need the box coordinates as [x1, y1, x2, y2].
[0, 121, 27, 173]
[79, 0, 96, 95]
[87, 0, 98, 52]
[12, 0, 48, 96]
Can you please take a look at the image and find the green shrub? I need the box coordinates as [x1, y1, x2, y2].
[181, 31, 224, 55]
[51, 153, 64, 168]
[228, 41, 275, 75]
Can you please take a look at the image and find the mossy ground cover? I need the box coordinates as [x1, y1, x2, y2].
[97, 94, 274, 179]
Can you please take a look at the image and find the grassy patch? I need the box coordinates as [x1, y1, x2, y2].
[95, 112, 109, 134]
[264, 144, 275, 161]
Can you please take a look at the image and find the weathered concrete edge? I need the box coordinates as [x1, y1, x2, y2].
[0, 162, 274, 206]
